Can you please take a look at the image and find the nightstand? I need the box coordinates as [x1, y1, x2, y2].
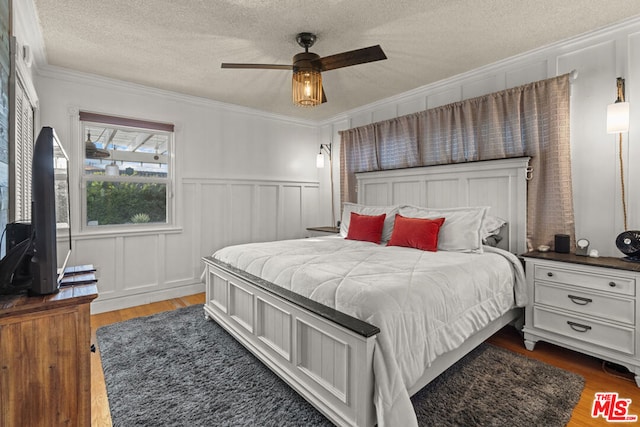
[306, 226, 340, 237]
[522, 251, 640, 387]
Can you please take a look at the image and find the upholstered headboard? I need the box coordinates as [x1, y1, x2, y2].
[355, 157, 530, 254]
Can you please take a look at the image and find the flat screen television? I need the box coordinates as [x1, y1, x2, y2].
[0, 126, 72, 294]
[31, 126, 72, 294]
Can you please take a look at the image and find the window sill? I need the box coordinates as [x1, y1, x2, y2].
[73, 225, 184, 240]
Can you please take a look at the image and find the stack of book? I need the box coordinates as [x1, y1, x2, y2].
[59, 264, 97, 286]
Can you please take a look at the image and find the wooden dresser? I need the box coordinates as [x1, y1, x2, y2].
[0, 284, 98, 426]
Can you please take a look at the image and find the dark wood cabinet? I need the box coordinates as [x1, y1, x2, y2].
[0, 284, 98, 426]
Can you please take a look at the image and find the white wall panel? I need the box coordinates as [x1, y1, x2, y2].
[462, 74, 501, 99]
[558, 40, 618, 255]
[123, 235, 158, 289]
[628, 32, 640, 233]
[301, 185, 320, 229]
[72, 237, 117, 295]
[372, 105, 397, 123]
[351, 112, 372, 128]
[505, 61, 548, 88]
[256, 185, 279, 243]
[397, 97, 427, 117]
[427, 87, 461, 109]
[229, 184, 253, 246]
[282, 185, 303, 240]
[200, 183, 228, 256]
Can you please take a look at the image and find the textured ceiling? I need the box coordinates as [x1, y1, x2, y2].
[32, 0, 640, 121]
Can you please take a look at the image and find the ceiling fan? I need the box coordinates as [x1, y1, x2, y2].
[221, 32, 387, 107]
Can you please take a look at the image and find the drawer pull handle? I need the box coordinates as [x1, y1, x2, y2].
[568, 295, 592, 305]
[567, 321, 592, 333]
[547, 272, 554, 277]
[609, 281, 616, 287]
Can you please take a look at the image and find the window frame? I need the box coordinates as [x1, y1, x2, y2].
[78, 112, 176, 232]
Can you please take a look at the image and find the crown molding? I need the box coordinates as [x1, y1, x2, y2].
[35, 64, 320, 128]
[319, 14, 640, 127]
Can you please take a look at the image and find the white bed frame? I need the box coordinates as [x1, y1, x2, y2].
[202, 157, 530, 426]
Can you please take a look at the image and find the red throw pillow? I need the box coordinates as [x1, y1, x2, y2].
[388, 214, 445, 252]
[346, 212, 386, 244]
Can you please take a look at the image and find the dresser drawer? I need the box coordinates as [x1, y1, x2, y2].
[535, 282, 635, 325]
[533, 306, 635, 355]
[534, 265, 635, 296]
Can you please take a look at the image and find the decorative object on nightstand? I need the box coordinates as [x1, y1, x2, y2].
[554, 233, 570, 253]
[522, 251, 640, 387]
[616, 230, 640, 262]
[575, 238, 589, 256]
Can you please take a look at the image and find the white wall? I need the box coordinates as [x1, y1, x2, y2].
[321, 17, 640, 258]
[34, 69, 323, 313]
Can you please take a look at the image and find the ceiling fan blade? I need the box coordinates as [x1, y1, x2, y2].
[221, 63, 293, 70]
[315, 45, 387, 71]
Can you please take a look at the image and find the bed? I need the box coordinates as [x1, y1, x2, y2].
[202, 157, 530, 426]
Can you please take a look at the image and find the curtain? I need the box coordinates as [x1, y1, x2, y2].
[339, 74, 574, 251]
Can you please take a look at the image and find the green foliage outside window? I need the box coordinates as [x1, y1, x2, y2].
[86, 181, 166, 226]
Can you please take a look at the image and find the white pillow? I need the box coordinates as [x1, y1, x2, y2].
[398, 205, 488, 253]
[340, 203, 399, 242]
[481, 215, 507, 241]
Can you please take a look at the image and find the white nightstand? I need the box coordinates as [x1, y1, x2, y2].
[522, 251, 640, 387]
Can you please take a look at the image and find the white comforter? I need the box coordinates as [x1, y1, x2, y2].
[213, 235, 527, 427]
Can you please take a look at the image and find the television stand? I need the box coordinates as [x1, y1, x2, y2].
[0, 282, 98, 426]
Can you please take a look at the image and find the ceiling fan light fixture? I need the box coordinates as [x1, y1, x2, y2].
[292, 69, 322, 107]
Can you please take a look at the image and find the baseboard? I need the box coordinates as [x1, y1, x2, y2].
[90, 282, 205, 314]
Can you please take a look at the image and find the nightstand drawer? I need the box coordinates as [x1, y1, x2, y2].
[535, 282, 635, 325]
[534, 265, 635, 296]
[533, 306, 635, 355]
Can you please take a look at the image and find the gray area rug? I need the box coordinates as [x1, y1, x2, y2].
[97, 304, 585, 426]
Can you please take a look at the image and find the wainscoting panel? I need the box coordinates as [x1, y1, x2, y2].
[281, 185, 302, 241]
[256, 185, 278, 243]
[229, 184, 254, 246]
[84, 177, 319, 313]
[122, 235, 159, 290]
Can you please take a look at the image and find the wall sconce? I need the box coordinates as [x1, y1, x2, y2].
[607, 77, 630, 133]
[607, 77, 630, 231]
[316, 142, 335, 226]
[316, 143, 331, 168]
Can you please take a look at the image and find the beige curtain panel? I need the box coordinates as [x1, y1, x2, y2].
[340, 74, 574, 251]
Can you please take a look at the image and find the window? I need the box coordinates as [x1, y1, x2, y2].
[80, 112, 174, 229]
